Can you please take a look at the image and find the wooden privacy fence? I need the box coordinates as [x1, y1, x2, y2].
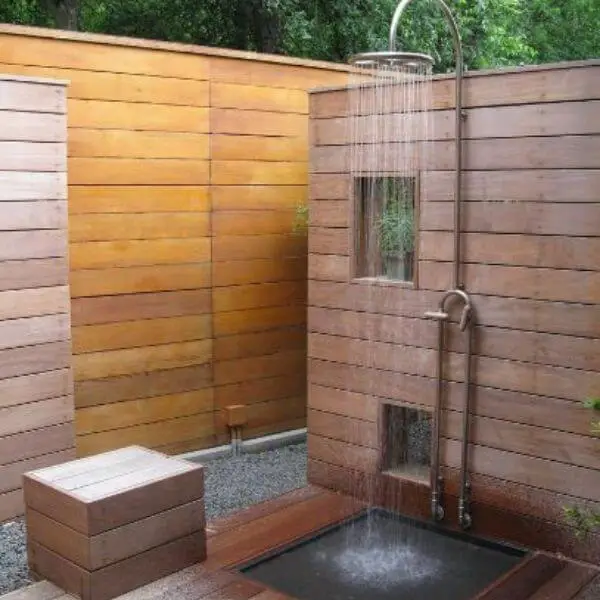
[307, 59, 600, 561]
[0, 24, 351, 464]
[0, 74, 75, 522]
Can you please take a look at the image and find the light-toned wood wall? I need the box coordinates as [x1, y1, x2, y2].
[307, 60, 600, 562]
[0, 24, 350, 457]
[0, 75, 74, 522]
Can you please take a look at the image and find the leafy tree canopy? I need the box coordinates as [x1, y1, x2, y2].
[1, 0, 598, 70]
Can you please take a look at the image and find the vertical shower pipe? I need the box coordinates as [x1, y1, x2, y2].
[389, 0, 474, 529]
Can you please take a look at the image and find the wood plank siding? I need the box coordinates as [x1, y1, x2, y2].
[0, 75, 74, 522]
[3, 487, 599, 600]
[0, 23, 351, 462]
[307, 60, 600, 562]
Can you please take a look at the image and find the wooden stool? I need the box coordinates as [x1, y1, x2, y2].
[23, 446, 206, 600]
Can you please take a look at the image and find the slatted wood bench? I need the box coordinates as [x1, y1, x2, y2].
[22, 446, 206, 600]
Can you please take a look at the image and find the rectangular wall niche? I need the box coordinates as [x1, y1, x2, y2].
[355, 176, 417, 283]
[382, 404, 431, 482]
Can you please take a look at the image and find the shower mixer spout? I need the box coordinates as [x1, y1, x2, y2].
[425, 289, 474, 530]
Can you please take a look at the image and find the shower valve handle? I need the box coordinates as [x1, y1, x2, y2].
[459, 306, 471, 331]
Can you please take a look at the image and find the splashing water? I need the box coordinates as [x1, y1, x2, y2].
[345, 51, 434, 509]
[312, 531, 442, 590]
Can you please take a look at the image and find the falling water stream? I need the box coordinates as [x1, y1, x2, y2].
[243, 47, 525, 600]
[332, 58, 437, 590]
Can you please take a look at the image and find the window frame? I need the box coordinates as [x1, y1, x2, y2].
[351, 173, 421, 289]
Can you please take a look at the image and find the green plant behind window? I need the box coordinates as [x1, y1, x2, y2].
[376, 178, 415, 257]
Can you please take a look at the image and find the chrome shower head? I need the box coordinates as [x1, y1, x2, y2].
[348, 50, 434, 72]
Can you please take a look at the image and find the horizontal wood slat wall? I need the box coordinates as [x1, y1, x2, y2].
[0, 75, 74, 522]
[307, 60, 600, 562]
[0, 24, 350, 459]
[209, 52, 341, 443]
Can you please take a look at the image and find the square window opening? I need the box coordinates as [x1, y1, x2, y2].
[382, 404, 431, 483]
[355, 176, 417, 283]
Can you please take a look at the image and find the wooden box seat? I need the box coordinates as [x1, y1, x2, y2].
[23, 446, 206, 600]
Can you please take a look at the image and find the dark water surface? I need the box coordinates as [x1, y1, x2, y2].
[241, 510, 525, 600]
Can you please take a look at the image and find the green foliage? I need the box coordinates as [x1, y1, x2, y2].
[584, 396, 600, 436]
[564, 396, 599, 539]
[564, 506, 600, 540]
[0, 0, 50, 26]
[376, 179, 415, 257]
[2, 1, 598, 68]
[292, 202, 308, 234]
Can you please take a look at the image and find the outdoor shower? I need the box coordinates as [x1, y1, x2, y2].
[348, 0, 474, 530]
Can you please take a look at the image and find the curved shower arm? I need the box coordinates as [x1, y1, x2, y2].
[389, 0, 465, 291]
[440, 289, 472, 331]
[389, 0, 463, 68]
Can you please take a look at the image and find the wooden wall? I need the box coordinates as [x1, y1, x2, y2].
[0, 24, 350, 457]
[307, 60, 600, 562]
[0, 74, 74, 522]
[211, 60, 325, 443]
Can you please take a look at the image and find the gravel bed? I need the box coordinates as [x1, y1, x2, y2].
[203, 442, 307, 520]
[0, 442, 307, 596]
[0, 519, 30, 595]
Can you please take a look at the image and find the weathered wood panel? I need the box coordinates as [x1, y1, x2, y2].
[0, 75, 74, 522]
[307, 59, 600, 561]
[0, 23, 351, 454]
[310, 63, 600, 118]
[0, 29, 216, 456]
[207, 53, 346, 443]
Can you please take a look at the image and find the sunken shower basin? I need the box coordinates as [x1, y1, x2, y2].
[239, 509, 525, 600]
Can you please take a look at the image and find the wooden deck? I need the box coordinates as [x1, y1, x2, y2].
[3, 486, 599, 600]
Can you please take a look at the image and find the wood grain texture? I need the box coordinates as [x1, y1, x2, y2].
[74, 365, 212, 408]
[213, 234, 306, 261]
[0, 75, 73, 523]
[311, 103, 600, 147]
[70, 238, 211, 270]
[0, 26, 355, 460]
[69, 100, 209, 132]
[212, 211, 297, 235]
[76, 388, 213, 434]
[309, 306, 599, 372]
[0, 111, 66, 142]
[212, 135, 307, 162]
[0, 31, 210, 78]
[0, 77, 65, 112]
[0, 396, 73, 438]
[69, 129, 209, 160]
[70, 213, 210, 242]
[0, 141, 66, 171]
[77, 413, 215, 456]
[68, 158, 209, 185]
[215, 373, 306, 409]
[307, 61, 600, 563]
[211, 83, 308, 113]
[212, 185, 305, 211]
[69, 185, 209, 214]
[73, 339, 212, 381]
[213, 281, 306, 312]
[73, 315, 211, 354]
[0, 171, 66, 200]
[310, 64, 600, 118]
[213, 257, 306, 287]
[0, 62, 210, 105]
[70, 264, 211, 297]
[212, 161, 307, 186]
[71, 290, 211, 326]
[211, 109, 306, 137]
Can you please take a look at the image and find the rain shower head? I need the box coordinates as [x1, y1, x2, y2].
[348, 50, 434, 72]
